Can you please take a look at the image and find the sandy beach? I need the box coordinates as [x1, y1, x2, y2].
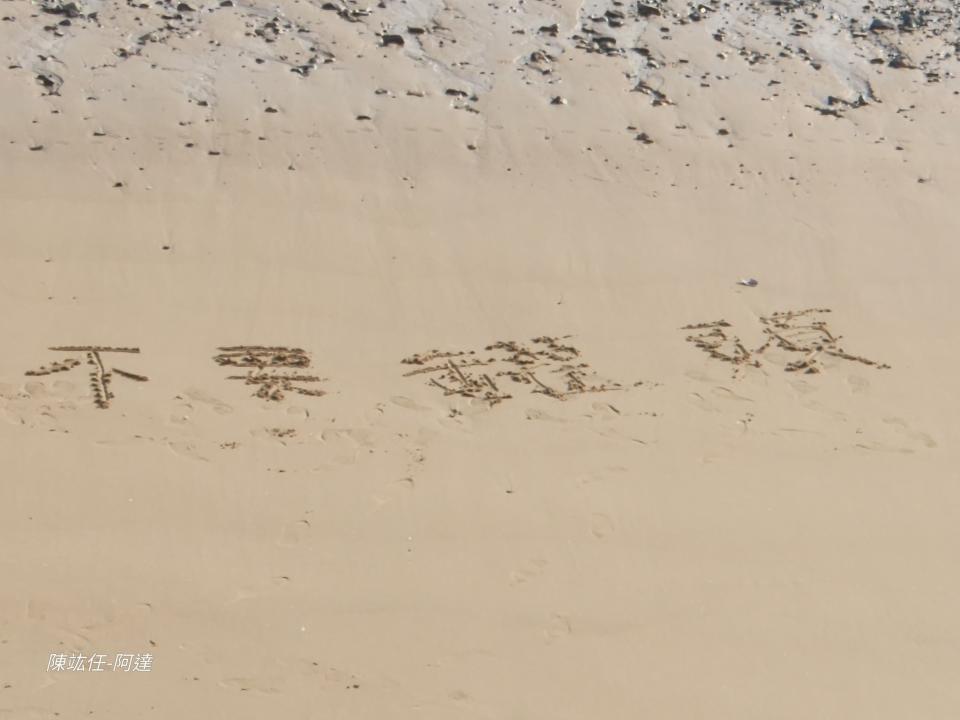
[2, 0, 959, 716]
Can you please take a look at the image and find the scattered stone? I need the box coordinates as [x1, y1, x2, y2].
[636, 3, 662, 18]
[35, 72, 63, 95]
[40, 0, 85, 18]
[869, 17, 895, 32]
[550, 95, 567, 105]
[381, 34, 405, 47]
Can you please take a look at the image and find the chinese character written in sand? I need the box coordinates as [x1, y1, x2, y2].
[402, 335, 621, 406]
[213, 346, 327, 402]
[25, 346, 148, 408]
[682, 308, 890, 378]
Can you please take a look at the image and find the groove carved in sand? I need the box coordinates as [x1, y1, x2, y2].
[24, 346, 148, 409]
[682, 308, 890, 378]
[402, 335, 621, 405]
[214, 346, 326, 402]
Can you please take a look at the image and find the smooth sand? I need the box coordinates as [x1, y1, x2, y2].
[2, 0, 959, 716]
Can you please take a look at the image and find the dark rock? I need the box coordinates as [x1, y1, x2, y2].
[869, 17, 895, 32]
[35, 72, 63, 95]
[41, 0, 84, 18]
[636, 2, 661, 18]
[381, 34, 405, 47]
[888, 54, 915, 69]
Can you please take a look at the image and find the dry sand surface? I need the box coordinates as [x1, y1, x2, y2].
[1, 0, 959, 716]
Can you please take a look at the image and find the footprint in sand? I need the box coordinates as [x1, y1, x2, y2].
[217, 677, 280, 695]
[590, 512, 615, 539]
[183, 388, 234, 415]
[319, 427, 376, 448]
[23, 381, 51, 399]
[684, 370, 716, 383]
[691, 385, 755, 412]
[278, 517, 312, 548]
[798, 398, 848, 422]
[589, 401, 623, 418]
[0, 706, 49, 719]
[509, 557, 548, 586]
[166, 439, 210, 462]
[524, 407, 564, 422]
[788, 378, 819, 396]
[711, 386, 754, 402]
[882, 417, 937, 449]
[543, 613, 573, 644]
[230, 574, 292, 603]
[390, 395, 430, 412]
[0, 382, 23, 400]
[846, 374, 870, 395]
[286, 404, 310, 420]
[314, 427, 377, 465]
